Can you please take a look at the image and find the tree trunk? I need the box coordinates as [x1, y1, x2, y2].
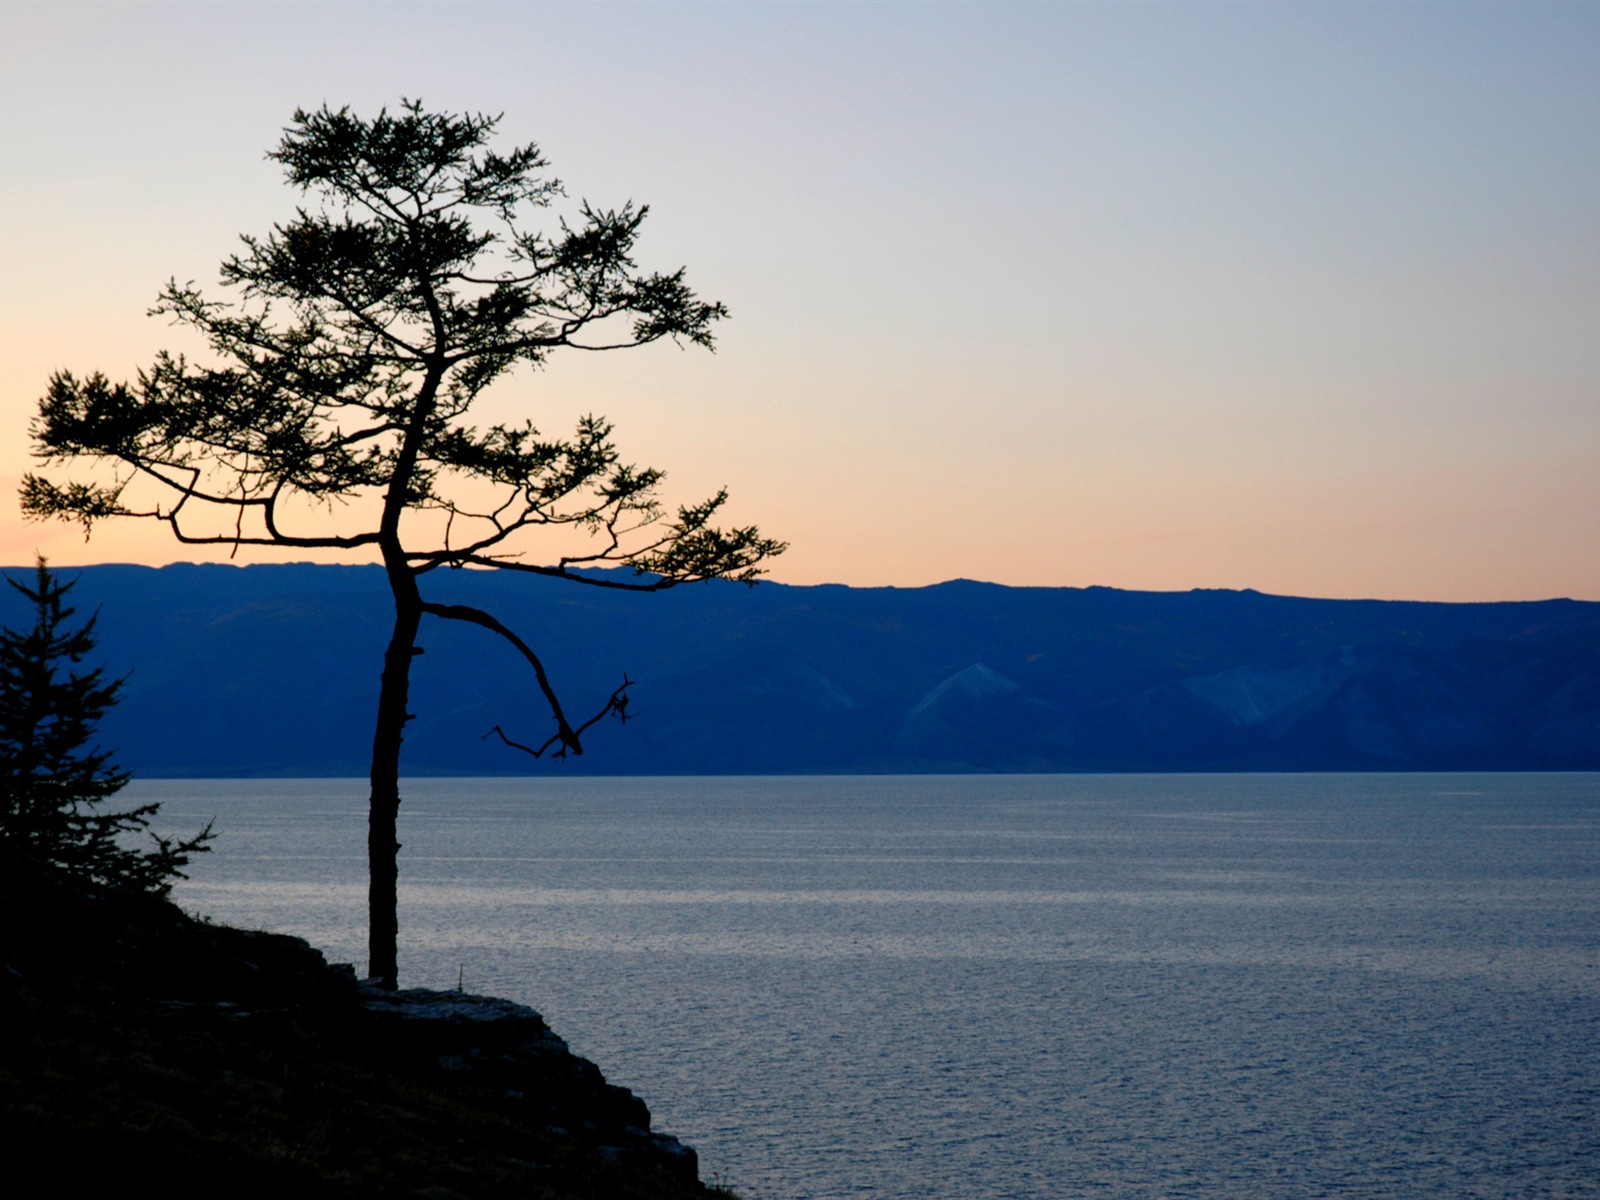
[366, 362, 443, 988]
[368, 564, 423, 988]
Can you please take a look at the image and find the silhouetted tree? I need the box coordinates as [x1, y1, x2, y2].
[25, 101, 783, 985]
[0, 558, 212, 894]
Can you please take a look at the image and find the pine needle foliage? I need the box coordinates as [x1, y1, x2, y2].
[0, 559, 212, 894]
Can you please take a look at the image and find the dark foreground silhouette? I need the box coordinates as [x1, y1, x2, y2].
[0, 861, 732, 1200]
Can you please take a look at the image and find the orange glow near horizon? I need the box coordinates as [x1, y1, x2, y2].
[3, 5, 1597, 603]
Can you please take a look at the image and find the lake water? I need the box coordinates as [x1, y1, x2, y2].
[141, 773, 1600, 1199]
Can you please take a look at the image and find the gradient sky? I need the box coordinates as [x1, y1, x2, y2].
[2, 1, 1596, 600]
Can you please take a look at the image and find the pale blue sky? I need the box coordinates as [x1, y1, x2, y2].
[2, 1, 1596, 599]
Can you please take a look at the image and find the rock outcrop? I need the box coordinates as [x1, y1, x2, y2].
[0, 859, 724, 1199]
[356, 984, 698, 1179]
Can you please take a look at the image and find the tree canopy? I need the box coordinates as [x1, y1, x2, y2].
[26, 100, 783, 983]
[26, 100, 775, 590]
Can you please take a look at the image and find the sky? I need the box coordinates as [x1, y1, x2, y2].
[1, 1, 1596, 601]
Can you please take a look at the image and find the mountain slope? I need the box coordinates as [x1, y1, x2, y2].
[3, 564, 1596, 774]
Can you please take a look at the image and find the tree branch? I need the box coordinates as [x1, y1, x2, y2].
[483, 674, 632, 761]
[420, 555, 678, 591]
[420, 599, 616, 754]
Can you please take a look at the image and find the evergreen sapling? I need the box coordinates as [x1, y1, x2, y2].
[0, 559, 212, 893]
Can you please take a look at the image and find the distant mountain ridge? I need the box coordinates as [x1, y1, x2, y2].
[5, 563, 1597, 775]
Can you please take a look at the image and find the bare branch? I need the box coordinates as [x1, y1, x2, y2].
[483, 674, 632, 761]
[419, 600, 580, 749]
[420, 555, 677, 591]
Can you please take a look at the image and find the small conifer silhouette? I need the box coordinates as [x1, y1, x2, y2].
[0, 558, 211, 892]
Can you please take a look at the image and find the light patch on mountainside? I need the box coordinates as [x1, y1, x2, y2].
[906, 663, 1020, 720]
[736, 662, 856, 709]
[1181, 661, 1340, 728]
[798, 666, 856, 710]
[769, 664, 856, 710]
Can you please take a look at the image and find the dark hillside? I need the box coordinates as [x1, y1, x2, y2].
[3, 563, 1596, 774]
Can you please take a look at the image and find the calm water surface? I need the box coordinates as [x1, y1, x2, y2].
[143, 774, 1600, 1199]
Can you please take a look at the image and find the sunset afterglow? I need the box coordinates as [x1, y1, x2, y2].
[3, 2, 1596, 600]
